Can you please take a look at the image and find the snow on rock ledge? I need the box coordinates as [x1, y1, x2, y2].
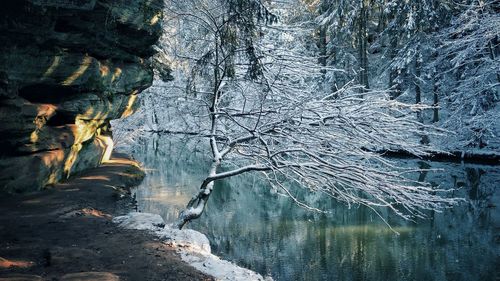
[113, 212, 271, 281]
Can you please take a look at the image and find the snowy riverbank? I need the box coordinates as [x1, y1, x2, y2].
[113, 212, 272, 281]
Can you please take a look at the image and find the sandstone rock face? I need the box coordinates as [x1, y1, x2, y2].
[0, 0, 164, 192]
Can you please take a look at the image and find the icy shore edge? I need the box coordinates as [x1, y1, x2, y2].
[113, 212, 272, 281]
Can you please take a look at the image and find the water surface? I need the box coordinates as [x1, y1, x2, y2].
[129, 134, 499, 281]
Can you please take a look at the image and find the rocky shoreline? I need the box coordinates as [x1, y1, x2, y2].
[0, 153, 213, 280]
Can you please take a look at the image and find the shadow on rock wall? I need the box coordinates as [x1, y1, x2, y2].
[0, 0, 165, 192]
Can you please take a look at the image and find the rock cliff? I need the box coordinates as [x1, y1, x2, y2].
[0, 0, 164, 192]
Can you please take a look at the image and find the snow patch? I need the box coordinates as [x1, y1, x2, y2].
[113, 212, 164, 230]
[156, 227, 211, 253]
[113, 212, 272, 281]
[181, 251, 270, 281]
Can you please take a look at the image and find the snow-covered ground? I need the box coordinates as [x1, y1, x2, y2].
[113, 212, 272, 281]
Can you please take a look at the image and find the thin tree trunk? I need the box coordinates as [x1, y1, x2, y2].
[415, 47, 429, 144]
[433, 81, 439, 123]
[318, 25, 327, 72]
[330, 43, 339, 93]
[388, 32, 399, 99]
[489, 40, 500, 83]
[177, 32, 224, 229]
[358, 0, 369, 90]
[377, 2, 386, 33]
[362, 8, 369, 89]
[415, 51, 422, 122]
[318, 24, 328, 91]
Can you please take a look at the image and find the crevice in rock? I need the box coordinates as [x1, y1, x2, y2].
[18, 84, 80, 104]
[46, 113, 75, 126]
[54, 18, 74, 33]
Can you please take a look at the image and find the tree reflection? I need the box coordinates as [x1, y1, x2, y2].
[131, 135, 499, 281]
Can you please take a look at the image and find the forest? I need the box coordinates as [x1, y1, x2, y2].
[108, 1, 499, 279]
[126, 0, 499, 151]
[0, 0, 498, 280]
[110, 0, 499, 279]
[114, 0, 499, 224]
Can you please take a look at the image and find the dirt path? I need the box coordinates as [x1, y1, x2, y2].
[0, 153, 213, 281]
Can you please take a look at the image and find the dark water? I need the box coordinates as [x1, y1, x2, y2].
[128, 134, 499, 281]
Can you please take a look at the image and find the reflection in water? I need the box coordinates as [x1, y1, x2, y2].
[129, 134, 499, 281]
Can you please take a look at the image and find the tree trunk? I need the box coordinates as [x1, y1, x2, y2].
[433, 81, 439, 123]
[388, 32, 400, 99]
[177, 163, 218, 229]
[318, 25, 327, 72]
[489, 40, 500, 83]
[177, 31, 224, 229]
[358, 0, 369, 90]
[377, 2, 386, 33]
[415, 47, 429, 144]
[415, 51, 422, 122]
[318, 24, 328, 91]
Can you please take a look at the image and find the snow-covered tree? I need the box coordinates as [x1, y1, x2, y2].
[147, 0, 459, 229]
[314, 0, 380, 90]
[311, 0, 499, 151]
[433, 1, 499, 149]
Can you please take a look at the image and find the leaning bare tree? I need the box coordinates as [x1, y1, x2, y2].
[159, 0, 458, 229]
